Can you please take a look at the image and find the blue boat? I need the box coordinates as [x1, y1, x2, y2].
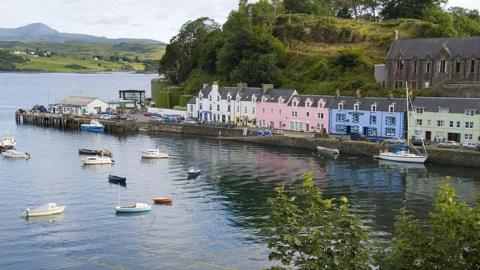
[80, 120, 104, 133]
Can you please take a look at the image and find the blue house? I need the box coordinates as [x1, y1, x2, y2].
[328, 96, 406, 139]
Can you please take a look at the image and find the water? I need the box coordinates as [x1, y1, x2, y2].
[1, 73, 480, 269]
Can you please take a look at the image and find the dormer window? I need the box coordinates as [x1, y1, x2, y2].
[354, 103, 359, 111]
[371, 104, 377, 112]
[338, 102, 344, 110]
[388, 104, 395, 113]
[306, 101, 311, 108]
[217, 96, 220, 101]
[439, 108, 449, 114]
[227, 96, 231, 102]
[465, 109, 476, 116]
[319, 100, 324, 108]
[209, 95, 211, 101]
[293, 100, 298, 106]
[415, 108, 424, 114]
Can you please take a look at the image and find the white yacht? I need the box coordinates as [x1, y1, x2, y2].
[22, 203, 65, 217]
[2, 149, 30, 159]
[141, 149, 169, 159]
[82, 155, 114, 165]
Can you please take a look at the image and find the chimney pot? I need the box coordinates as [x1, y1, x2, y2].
[261, 83, 274, 94]
[335, 89, 340, 97]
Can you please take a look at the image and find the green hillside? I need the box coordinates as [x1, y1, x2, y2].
[0, 41, 165, 72]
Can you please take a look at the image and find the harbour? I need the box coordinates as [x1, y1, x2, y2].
[2, 72, 480, 269]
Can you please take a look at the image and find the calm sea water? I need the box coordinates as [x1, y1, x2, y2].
[1, 73, 480, 269]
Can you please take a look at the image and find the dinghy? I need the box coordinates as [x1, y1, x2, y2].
[82, 156, 114, 165]
[153, 197, 173, 205]
[22, 203, 65, 217]
[316, 146, 339, 157]
[2, 149, 30, 159]
[115, 203, 151, 213]
[187, 167, 202, 178]
[108, 174, 126, 185]
[141, 149, 169, 159]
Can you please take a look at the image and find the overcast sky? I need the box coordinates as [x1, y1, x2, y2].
[0, 0, 478, 42]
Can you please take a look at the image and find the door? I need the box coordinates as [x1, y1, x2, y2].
[447, 133, 460, 142]
[305, 123, 309, 132]
[411, 81, 417, 90]
[346, 125, 351, 135]
[425, 131, 432, 141]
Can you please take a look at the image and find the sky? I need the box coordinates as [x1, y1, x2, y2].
[0, 0, 478, 42]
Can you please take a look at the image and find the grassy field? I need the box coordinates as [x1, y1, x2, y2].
[0, 41, 165, 72]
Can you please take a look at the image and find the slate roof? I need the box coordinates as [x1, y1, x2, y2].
[412, 97, 480, 113]
[199, 85, 212, 97]
[220, 87, 239, 99]
[261, 89, 296, 103]
[328, 96, 407, 112]
[237, 87, 263, 101]
[187, 96, 197, 105]
[59, 96, 100, 106]
[386, 37, 480, 60]
[288, 95, 326, 106]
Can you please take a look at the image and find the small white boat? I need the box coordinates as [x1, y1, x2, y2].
[377, 150, 427, 163]
[115, 203, 151, 213]
[141, 149, 169, 159]
[22, 203, 65, 217]
[2, 149, 30, 159]
[316, 146, 339, 156]
[80, 120, 104, 133]
[82, 155, 114, 165]
[0, 134, 16, 148]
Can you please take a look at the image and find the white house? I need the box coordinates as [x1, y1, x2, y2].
[187, 96, 198, 119]
[57, 96, 108, 116]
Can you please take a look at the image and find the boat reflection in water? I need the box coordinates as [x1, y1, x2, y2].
[25, 213, 65, 223]
[377, 159, 427, 171]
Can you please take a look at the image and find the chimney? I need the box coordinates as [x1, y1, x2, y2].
[202, 83, 208, 89]
[261, 83, 274, 94]
[356, 89, 361, 98]
[237, 82, 248, 91]
[393, 29, 399, 41]
[335, 89, 340, 97]
[212, 81, 219, 91]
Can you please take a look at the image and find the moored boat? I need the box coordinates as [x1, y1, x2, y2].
[115, 203, 151, 213]
[108, 174, 126, 185]
[2, 149, 30, 159]
[141, 149, 169, 159]
[82, 156, 114, 165]
[187, 167, 202, 178]
[316, 146, 339, 156]
[22, 203, 65, 217]
[80, 120, 104, 133]
[79, 148, 112, 157]
[153, 197, 173, 205]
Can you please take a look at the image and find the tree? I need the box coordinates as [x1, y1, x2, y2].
[265, 173, 371, 269]
[383, 180, 480, 269]
[380, 0, 447, 20]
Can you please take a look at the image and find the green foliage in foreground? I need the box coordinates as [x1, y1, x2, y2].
[266, 174, 480, 269]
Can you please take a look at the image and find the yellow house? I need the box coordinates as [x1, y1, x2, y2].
[408, 97, 480, 144]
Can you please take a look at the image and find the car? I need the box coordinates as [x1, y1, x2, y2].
[32, 105, 47, 113]
[144, 112, 152, 117]
[184, 119, 197, 125]
[411, 138, 430, 146]
[462, 142, 478, 150]
[149, 116, 163, 122]
[385, 137, 405, 144]
[438, 141, 461, 148]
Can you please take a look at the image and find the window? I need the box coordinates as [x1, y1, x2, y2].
[388, 105, 395, 113]
[306, 112, 310, 117]
[336, 113, 346, 121]
[292, 111, 298, 117]
[427, 120, 432, 126]
[270, 108, 273, 114]
[279, 121, 282, 128]
[367, 128, 377, 136]
[449, 121, 454, 128]
[252, 107, 255, 114]
[413, 61, 417, 73]
[371, 104, 376, 112]
[440, 60, 447, 73]
[396, 60, 404, 70]
[385, 128, 396, 137]
[338, 103, 344, 110]
[217, 104, 220, 111]
[262, 120, 265, 127]
[439, 108, 449, 114]
[199, 104, 202, 110]
[336, 125, 346, 133]
[227, 105, 231, 112]
[465, 134, 473, 140]
[426, 62, 431, 73]
[270, 121, 274, 128]
[415, 119, 422, 126]
[457, 121, 461, 128]
[354, 103, 359, 111]
[318, 113, 324, 119]
[306, 102, 311, 108]
[471, 60, 476, 73]
[244, 107, 247, 113]
[386, 116, 396, 125]
[209, 104, 212, 111]
[465, 122, 474, 128]
[209, 95, 211, 101]
[465, 109, 476, 116]
[456, 61, 461, 73]
[279, 109, 282, 115]
[227, 96, 231, 102]
[352, 126, 359, 133]
[415, 108, 424, 114]
[370, 115, 377, 124]
[437, 120, 444, 127]
[217, 96, 220, 101]
[293, 101, 297, 106]
[394, 81, 405, 88]
[353, 114, 359, 123]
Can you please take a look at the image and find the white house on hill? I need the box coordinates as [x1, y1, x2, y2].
[57, 96, 108, 116]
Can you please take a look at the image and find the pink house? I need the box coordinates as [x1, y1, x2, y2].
[256, 88, 297, 130]
[284, 95, 330, 133]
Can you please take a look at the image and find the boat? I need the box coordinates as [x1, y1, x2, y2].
[80, 120, 104, 133]
[82, 156, 114, 165]
[115, 203, 151, 213]
[22, 203, 65, 217]
[108, 174, 126, 185]
[79, 148, 112, 157]
[2, 149, 30, 159]
[0, 133, 16, 149]
[187, 167, 202, 178]
[141, 149, 169, 159]
[153, 197, 173, 205]
[377, 83, 428, 164]
[316, 146, 340, 156]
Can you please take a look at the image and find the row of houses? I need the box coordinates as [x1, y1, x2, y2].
[187, 83, 480, 144]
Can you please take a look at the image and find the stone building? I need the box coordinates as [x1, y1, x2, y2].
[385, 33, 480, 89]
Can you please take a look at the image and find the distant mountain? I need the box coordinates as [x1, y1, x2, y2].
[0, 23, 164, 45]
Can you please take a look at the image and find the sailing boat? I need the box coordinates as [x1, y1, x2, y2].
[377, 83, 428, 164]
[115, 171, 151, 213]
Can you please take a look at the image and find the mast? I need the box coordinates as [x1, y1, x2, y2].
[405, 82, 409, 146]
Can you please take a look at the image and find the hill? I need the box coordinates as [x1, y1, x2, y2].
[0, 23, 164, 45]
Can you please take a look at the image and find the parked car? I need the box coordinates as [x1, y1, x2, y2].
[411, 138, 430, 146]
[350, 132, 367, 141]
[462, 142, 478, 150]
[144, 112, 152, 117]
[149, 116, 163, 122]
[32, 105, 47, 113]
[385, 137, 405, 144]
[438, 141, 461, 148]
